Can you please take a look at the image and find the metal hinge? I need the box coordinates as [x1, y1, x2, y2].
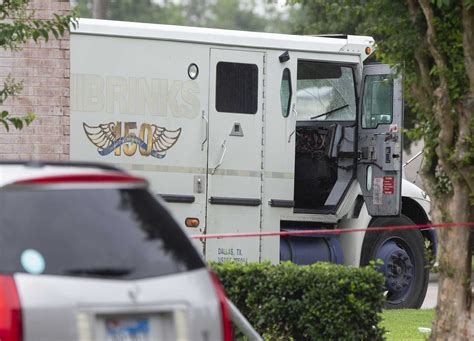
[262, 54, 266, 75]
[262, 54, 266, 100]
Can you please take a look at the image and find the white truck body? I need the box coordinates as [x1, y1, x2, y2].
[70, 19, 432, 308]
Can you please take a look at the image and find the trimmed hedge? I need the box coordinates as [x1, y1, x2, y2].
[211, 261, 385, 340]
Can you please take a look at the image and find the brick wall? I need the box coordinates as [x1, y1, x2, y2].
[0, 0, 70, 161]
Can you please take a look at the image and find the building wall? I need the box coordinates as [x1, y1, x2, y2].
[0, 0, 70, 161]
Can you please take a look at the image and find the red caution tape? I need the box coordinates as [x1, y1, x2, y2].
[190, 222, 474, 240]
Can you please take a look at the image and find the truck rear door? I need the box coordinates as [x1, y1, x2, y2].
[357, 64, 403, 216]
[205, 49, 265, 263]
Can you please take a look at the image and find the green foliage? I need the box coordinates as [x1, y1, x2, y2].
[290, 0, 364, 35]
[75, 0, 186, 26]
[211, 261, 386, 340]
[434, 165, 453, 195]
[74, 0, 293, 33]
[0, 75, 35, 131]
[465, 0, 474, 9]
[0, 0, 77, 50]
[0, 111, 35, 132]
[0, 0, 76, 131]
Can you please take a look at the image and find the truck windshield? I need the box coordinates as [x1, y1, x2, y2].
[296, 61, 356, 121]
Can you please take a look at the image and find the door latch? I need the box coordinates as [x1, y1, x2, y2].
[194, 175, 205, 194]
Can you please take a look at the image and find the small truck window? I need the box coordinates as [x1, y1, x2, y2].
[362, 75, 393, 128]
[280, 68, 292, 117]
[216, 62, 258, 114]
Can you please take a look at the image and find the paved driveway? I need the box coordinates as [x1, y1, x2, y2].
[421, 283, 438, 309]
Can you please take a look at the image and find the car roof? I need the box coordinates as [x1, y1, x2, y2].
[0, 161, 144, 188]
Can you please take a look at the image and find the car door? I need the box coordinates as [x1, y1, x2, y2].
[357, 64, 403, 216]
[205, 49, 265, 263]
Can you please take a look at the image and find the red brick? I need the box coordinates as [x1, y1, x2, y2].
[0, 154, 24, 161]
[32, 87, 65, 97]
[0, 135, 22, 144]
[0, 67, 13, 76]
[39, 135, 63, 144]
[33, 125, 63, 136]
[59, 2, 71, 11]
[60, 40, 69, 50]
[0, 0, 70, 160]
[33, 144, 63, 154]
[0, 59, 15, 67]
[13, 144, 35, 153]
[0, 144, 15, 153]
[33, 0, 52, 10]
[31, 154, 61, 161]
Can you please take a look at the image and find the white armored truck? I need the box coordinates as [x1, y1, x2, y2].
[70, 19, 433, 309]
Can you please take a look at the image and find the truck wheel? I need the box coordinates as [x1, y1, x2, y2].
[360, 215, 429, 309]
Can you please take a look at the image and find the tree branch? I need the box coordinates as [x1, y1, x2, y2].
[407, 0, 434, 106]
[406, 0, 440, 201]
[456, 3, 474, 194]
[462, 3, 474, 95]
[418, 0, 449, 87]
[417, 0, 455, 176]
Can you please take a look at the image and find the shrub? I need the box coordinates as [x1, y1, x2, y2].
[211, 261, 385, 340]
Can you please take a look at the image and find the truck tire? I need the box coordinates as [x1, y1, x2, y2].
[360, 215, 429, 309]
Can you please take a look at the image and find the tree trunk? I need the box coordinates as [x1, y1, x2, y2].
[412, 1, 473, 339]
[418, 1, 474, 339]
[430, 186, 473, 340]
[92, 0, 107, 19]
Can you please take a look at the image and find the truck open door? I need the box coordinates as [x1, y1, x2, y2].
[357, 64, 403, 216]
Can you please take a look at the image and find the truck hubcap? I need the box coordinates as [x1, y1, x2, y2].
[375, 240, 414, 301]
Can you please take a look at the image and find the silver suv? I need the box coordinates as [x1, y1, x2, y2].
[0, 162, 232, 341]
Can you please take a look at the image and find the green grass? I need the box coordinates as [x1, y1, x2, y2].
[381, 309, 435, 340]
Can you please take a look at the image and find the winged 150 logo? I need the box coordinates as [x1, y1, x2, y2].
[83, 121, 181, 159]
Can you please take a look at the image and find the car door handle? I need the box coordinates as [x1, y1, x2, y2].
[211, 140, 227, 175]
[201, 110, 208, 151]
[288, 105, 297, 143]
